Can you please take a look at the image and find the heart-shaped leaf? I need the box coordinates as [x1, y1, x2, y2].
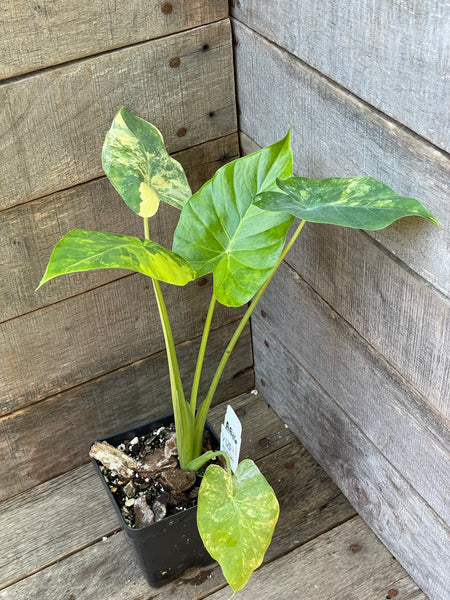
[255, 176, 439, 230]
[102, 107, 192, 217]
[197, 459, 279, 593]
[172, 133, 294, 307]
[38, 229, 196, 288]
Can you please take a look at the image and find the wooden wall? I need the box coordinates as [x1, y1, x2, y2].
[231, 3, 449, 599]
[0, 1, 254, 501]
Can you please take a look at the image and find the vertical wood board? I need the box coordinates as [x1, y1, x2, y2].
[252, 262, 450, 521]
[234, 22, 449, 296]
[0, 134, 239, 322]
[0, 19, 236, 209]
[232, 0, 450, 152]
[252, 322, 449, 600]
[0, 0, 228, 79]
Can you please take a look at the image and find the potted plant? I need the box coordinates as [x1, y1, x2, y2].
[38, 107, 437, 594]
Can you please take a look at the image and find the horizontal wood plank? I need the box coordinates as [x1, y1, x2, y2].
[208, 517, 427, 600]
[0, 0, 228, 79]
[252, 318, 450, 600]
[252, 263, 450, 522]
[0, 322, 253, 499]
[1, 272, 245, 415]
[240, 132, 449, 416]
[4, 516, 427, 599]
[0, 19, 236, 210]
[234, 22, 449, 296]
[0, 134, 239, 323]
[232, 1, 449, 152]
[0, 393, 353, 590]
[286, 223, 449, 416]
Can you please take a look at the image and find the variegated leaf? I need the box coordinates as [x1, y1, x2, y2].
[38, 229, 196, 288]
[102, 107, 192, 217]
[255, 176, 439, 230]
[197, 460, 279, 593]
[173, 132, 294, 307]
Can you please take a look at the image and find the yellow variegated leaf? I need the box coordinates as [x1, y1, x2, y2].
[38, 229, 197, 288]
[197, 460, 279, 593]
[102, 107, 192, 217]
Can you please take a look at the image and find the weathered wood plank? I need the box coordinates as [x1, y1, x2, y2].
[0, 134, 239, 323]
[252, 318, 450, 600]
[240, 130, 449, 417]
[287, 223, 449, 416]
[0, 466, 119, 590]
[232, 1, 450, 152]
[252, 263, 450, 521]
[209, 517, 428, 600]
[0, 272, 245, 415]
[0, 19, 236, 209]
[0, 0, 228, 79]
[4, 516, 427, 599]
[0, 322, 253, 499]
[234, 23, 449, 296]
[0, 394, 353, 590]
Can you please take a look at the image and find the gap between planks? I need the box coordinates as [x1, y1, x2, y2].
[231, 17, 450, 157]
[0, 15, 230, 86]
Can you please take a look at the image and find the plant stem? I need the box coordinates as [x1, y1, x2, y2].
[143, 216, 150, 241]
[186, 449, 232, 474]
[190, 293, 216, 412]
[193, 219, 307, 455]
[143, 217, 194, 467]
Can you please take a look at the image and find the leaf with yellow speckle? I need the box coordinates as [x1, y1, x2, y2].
[197, 459, 279, 593]
[37, 229, 196, 289]
[255, 176, 439, 230]
[102, 107, 191, 217]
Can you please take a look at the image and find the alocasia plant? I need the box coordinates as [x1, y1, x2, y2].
[39, 107, 437, 594]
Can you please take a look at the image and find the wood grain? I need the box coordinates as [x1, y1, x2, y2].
[0, 322, 253, 498]
[1, 272, 246, 415]
[0, 393, 354, 590]
[252, 317, 450, 600]
[240, 131, 449, 417]
[0, 0, 228, 79]
[234, 22, 449, 296]
[0, 134, 239, 323]
[232, 0, 450, 152]
[287, 223, 449, 416]
[0, 19, 236, 210]
[252, 263, 450, 521]
[209, 517, 428, 600]
[4, 515, 428, 600]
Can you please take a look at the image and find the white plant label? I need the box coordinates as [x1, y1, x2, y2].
[220, 405, 242, 473]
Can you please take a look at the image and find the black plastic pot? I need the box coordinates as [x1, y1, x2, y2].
[91, 414, 219, 587]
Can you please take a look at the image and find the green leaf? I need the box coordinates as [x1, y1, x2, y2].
[173, 132, 294, 307]
[255, 176, 439, 230]
[102, 107, 192, 216]
[197, 460, 279, 593]
[38, 229, 196, 288]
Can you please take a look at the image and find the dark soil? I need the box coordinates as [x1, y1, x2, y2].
[98, 423, 216, 528]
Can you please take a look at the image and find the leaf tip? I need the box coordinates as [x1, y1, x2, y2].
[35, 273, 49, 291]
[430, 215, 440, 228]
